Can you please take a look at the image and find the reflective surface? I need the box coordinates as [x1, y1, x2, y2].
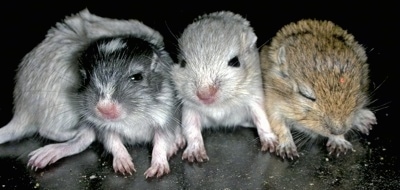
[0, 128, 399, 189]
[1, 1, 398, 189]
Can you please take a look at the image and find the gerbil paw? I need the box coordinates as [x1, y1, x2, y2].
[167, 143, 181, 159]
[144, 161, 170, 178]
[182, 145, 209, 163]
[113, 154, 136, 175]
[353, 109, 377, 135]
[259, 133, 278, 153]
[275, 141, 299, 160]
[27, 144, 67, 170]
[327, 136, 353, 157]
[175, 135, 187, 149]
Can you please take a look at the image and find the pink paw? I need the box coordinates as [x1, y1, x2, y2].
[144, 161, 170, 178]
[259, 133, 278, 153]
[27, 144, 67, 170]
[182, 144, 209, 162]
[113, 154, 135, 175]
[327, 136, 353, 157]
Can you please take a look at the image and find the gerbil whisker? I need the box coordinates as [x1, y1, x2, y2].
[369, 76, 387, 96]
[369, 101, 390, 113]
[256, 38, 272, 51]
[164, 20, 179, 42]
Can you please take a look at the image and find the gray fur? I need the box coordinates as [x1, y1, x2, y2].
[0, 9, 183, 178]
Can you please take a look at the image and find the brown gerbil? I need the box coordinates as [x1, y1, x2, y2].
[260, 19, 377, 159]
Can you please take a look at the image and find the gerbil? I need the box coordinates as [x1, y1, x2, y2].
[260, 19, 377, 159]
[0, 9, 184, 178]
[171, 11, 277, 162]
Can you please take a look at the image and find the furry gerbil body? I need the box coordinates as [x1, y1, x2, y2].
[260, 19, 377, 159]
[0, 9, 184, 178]
[172, 11, 277, 162]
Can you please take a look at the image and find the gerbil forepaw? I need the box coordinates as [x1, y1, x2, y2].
[274, 140, 299, 160]
[167, 143, 183, 159]
[327, 137, 353, 157]
[144, 162, 170, 178]
[176, 136, 187, 149]
[113, 155, 136, 175]
[260, 138, 278, 153]
[353, 109, 377, 135]
[259, 133, 278, 153]
[182, 146, 209, 163]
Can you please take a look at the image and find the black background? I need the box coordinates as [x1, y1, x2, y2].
[0, 1, 398, 189]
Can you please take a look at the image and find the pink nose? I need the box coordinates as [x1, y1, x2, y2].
[196, 85, 218, 105]
[97, 102, 120, 120]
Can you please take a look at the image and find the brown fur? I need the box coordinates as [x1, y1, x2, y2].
[261, 19, 376, 159]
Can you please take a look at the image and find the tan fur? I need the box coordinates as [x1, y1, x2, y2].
[260, 19, 376, 158]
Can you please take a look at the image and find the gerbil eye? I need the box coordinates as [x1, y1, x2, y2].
[129, 73, 143, 81]
[298, 85, 316, 101]
[228, 56, 240, 67]
[299, 90, 316, 101]
[180, 60, 186, 68]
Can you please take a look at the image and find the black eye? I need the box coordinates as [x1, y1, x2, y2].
[129, 73, 143, 81]
[228, 56, 240, 67]
[180, 59, 186, 68]
[299, 90, 316, 102]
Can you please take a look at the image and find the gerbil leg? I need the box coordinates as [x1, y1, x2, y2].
[269, 116, 299, 159]
[27, 125, 96, 170]
[167, 125, 186, 159]
[181, 108, 208, 162]
[250, 102, 278, 152]
[326, 135, 353, 156]
[104, 131, 135, 175]
[0, 115, 37, 144]
[144, 129, 170, 178]
[352, 109, 377, 135]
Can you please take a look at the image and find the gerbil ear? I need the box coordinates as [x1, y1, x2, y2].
[241, 31, 257, 49]
[276, 46, 287, 65]
[274, 46, 289, 77]
[150, 52, 162, 72]
[150, 49, 173, 72]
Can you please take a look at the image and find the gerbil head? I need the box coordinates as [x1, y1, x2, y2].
[172, 11, 261, 107]
[76, 35, 173, 129]
[265, 19, 371, 137]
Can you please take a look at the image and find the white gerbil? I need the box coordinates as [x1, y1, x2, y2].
[171, 11, 277, 162]
[260, 19, 377, 159]
[0, 9, 184, 178]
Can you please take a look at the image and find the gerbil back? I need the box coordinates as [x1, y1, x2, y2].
[263, 19, 374, 135]
[267, 19, 371, 93]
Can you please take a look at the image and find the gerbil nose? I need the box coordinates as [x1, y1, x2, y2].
[196, 85, 219, 105]
[325, 120, 348, 135]
[96, 102, 120, 120]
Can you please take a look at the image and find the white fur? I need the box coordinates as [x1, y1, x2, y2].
[172, 11, 277, 162]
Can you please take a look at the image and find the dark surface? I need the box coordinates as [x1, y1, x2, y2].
[1, 1, 399, 190]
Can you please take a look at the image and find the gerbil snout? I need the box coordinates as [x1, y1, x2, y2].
[95, 100, 123, 120]
[327, 126, 347, 136]
[324, 118, 350, 136]
[196, 85, 219, 105]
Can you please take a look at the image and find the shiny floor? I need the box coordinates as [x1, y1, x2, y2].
[0, 127, 399, 190]
[1, 1, 399, 190]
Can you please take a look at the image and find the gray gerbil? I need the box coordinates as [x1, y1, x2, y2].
[260, 19, 377, 159]
[0, 9, 184, 178]
[171, 11, 277, 162]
